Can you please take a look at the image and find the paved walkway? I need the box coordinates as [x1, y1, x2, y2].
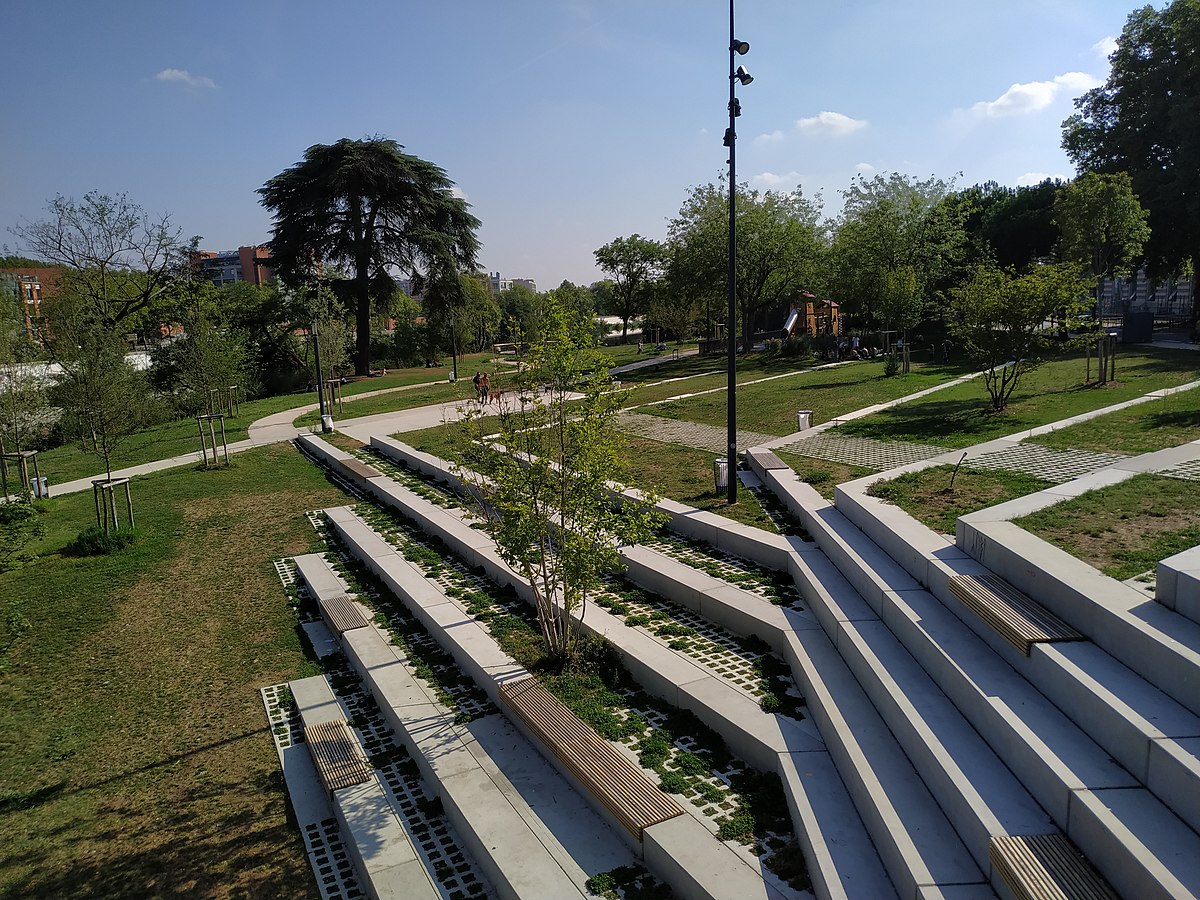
[37, 341, 1200, 498]
[617, 412, 777, 456]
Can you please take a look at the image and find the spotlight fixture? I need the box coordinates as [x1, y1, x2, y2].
[729, 98, 742, 117]
[735, 65, 753, 86]
[731, 39, 750, 55]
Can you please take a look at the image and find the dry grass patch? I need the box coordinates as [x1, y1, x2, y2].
[0, 444, 347, 899]
[1015, 473, 1200, 580]
[867, 465, 1053, 536]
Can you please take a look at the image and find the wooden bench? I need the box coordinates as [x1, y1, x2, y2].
[319, 593, 372, 634]
[746, 447, 788, 470]
[948, 573, 1085, 656]
[304, 720, 375, 795]
[499, 677, 684, 840]
[340, 458, 383, 481]
[989, 834, 1117, 900]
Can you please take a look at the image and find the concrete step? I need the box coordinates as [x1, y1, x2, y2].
[1158, 545, 1200, 625]
[832, 487, 1200, 838]
[291, 675, 443, 900]
[957, 518, 1200, 719]
[757, 467, 1200, 896]
[782, 626, 988, 899]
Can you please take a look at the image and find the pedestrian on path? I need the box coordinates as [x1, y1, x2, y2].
[481, 373, 491, 404]
[472, 371, 482, 404]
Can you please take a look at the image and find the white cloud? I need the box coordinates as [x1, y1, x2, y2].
[155, 68, 217, 89]
[749, 171, 802, 191]
[794, 111, 867, 137]
[754, 130, 784, 145]
[855, 163, 876, 176]
[1015, 171, 1066, 187]
[1093, 36, 1118, 58]
[969, 71, 1100, 118]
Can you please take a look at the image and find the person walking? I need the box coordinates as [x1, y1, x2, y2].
[480, 372, 491, 404]
[472, 372, 482, 404]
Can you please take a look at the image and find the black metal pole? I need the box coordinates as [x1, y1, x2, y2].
[726, 0, 738, 504]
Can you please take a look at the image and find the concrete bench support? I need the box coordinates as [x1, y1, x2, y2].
[499, 676, 685, 840]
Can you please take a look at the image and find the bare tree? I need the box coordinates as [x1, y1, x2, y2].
[12, 192, 184, 329]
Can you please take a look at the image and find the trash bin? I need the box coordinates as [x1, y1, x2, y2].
[38, 476, 48, 498]
[714, 457, 729, 492]
[321, 414, 334, 434]
[796, 410, 812, 431]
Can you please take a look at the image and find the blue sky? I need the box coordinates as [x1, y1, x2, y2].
[1, 1, 1134, 289]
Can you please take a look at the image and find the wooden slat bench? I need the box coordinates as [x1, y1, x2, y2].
[304, 720, 374, 795]
[746, 448, 788, 470]
[990, 834, 1117, 900]
[948, 573, 1085, 656]
[499, 677, 684, 840]
[320, 593, 372, 634]
[341, 458, 383, 481]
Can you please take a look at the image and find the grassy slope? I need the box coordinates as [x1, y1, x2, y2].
[1031, 384, 1200, 455]
[0, 444, 349, 899]
[641, 358, 966, 435]
[837, 348, 1200, 448]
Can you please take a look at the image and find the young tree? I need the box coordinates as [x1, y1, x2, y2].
[151, 277, 252, 416]
[457, 298, 664, 660]
[12, 191, 185, 330]
[49, 295, 157, 486]
[950, 263, 1090, 410]
[594, 234, 666, 342]
[259, 137, 481, 375]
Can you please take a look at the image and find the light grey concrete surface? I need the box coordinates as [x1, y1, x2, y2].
[1158, 545, 1200, 623]
[333, 780, 440, 900]
[642, 813, 792, 900]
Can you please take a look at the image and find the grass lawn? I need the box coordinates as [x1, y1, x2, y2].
[866, 465, 1054, 535]
[1014, 473, 1200, 580]
[641, 358, 965, 436]
[30, 363, 458, 486]
[621, 435, 777, 532]
[397, 422, 779, 532]
[838, 348, 1200, 449]
[1030, 384, 1200, 456]
[0, 443, 351, 898]
[773, 452, 873, 501]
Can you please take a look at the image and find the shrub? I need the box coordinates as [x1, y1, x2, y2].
[63, 526, 140, 557]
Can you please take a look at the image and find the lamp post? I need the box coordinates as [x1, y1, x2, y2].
[724, 2, 752, 504]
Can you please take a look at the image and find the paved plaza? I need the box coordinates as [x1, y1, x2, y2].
[964, 443, 1130, 484]
[772, 433, 951, 470]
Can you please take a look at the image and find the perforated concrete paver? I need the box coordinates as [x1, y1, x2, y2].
[1163, 458, 1200, 482]
[966, 443, 1129, 484]
[772, 434, 951, 471]
[618, 411, 778, 454]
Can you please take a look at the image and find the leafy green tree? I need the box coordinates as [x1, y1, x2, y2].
[830, 173, 967, 333]
[150, 276, 253, 415]
[12, 191, 185, 330]
[259, 137, 480, 375]
[48, 293, 158, 484]
[950, 263, 1090, 410]
[668, 181, 825, 351]
[1062, 0, 1200, 279]
[457, 298, 664, 660]
[1053, 172, 1151, 289]
[498, 283, 546, 343]
[594, 234, 666, 342]
[0, 279, 49, 458]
